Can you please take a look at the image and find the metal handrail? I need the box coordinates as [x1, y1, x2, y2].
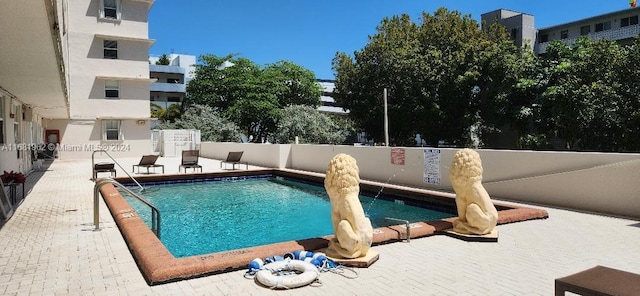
[91, 149, 144, 191]
[384, 217, 411, 242]
[93, 178, 161, 238]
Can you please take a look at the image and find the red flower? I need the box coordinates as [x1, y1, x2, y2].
[1, 171, 26, 184]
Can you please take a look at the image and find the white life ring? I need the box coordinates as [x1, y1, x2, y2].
[255, 259, 319, 289]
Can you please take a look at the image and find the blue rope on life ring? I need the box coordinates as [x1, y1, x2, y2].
[244, 250, 358, 281]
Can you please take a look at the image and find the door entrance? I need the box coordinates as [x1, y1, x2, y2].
[44, 129, 59, 158]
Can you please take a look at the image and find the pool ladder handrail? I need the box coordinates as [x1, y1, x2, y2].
[93, 178, 161, 238]
[91, 149, 144, 192]
[384, 217, 411, 242]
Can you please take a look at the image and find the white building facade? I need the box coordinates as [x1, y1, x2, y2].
[0, 0, 155, 175]
[317, 79, 348, 116]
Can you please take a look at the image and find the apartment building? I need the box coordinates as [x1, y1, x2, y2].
[147, 54, 195, 128]
[481, 9, 537, 49]
[0, 0, 155, 175]
[535, 7, 640, 54]
[482, 7, 640, 54]
[148, 54, 195, 111]
[317, 79, 348, 117]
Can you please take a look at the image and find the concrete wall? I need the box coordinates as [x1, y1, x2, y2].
[201, 142, 640, 218]
[199, 142, 291, 169]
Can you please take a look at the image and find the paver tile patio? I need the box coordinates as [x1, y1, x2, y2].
[0, 157, 638, 295]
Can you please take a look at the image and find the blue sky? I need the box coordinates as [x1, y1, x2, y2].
[149, 1, 633, 79]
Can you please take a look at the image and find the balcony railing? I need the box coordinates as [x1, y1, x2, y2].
[150, 82, 186, 93]
[149, 64, 185, 74]
[536, 23, 640, 54]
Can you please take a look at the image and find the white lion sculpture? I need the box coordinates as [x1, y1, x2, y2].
[449, 148, 498, 235]
[324, 153, 373, 259]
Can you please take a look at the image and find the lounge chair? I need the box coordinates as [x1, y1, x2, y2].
[220, 151, 248, 170]
[93, 162, 116, 180]
[179, 150, 202, 173]
[555, 265, 640, 296]
[132, 155, 164, 174]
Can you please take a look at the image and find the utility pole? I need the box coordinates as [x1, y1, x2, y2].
[384, 88, 389, 146]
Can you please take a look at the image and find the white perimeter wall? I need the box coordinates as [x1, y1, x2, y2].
[201, 142, 640, 219]
[200, 142, 291, 168]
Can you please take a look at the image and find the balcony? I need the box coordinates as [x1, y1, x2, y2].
[149, 64, 186, 75]
[536, 23, 640, 54]
[150, 82, 186, 93]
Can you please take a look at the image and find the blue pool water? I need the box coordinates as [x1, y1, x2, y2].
[123, 176, 453, 258]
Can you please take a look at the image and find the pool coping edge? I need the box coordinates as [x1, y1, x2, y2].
[100, 169, 548, 285]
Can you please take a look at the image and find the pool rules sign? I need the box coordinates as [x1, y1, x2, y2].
[390, 148, 405, 165]
[423, 149, 441, 184]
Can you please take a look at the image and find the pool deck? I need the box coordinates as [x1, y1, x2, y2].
[1, 156, 639, 295]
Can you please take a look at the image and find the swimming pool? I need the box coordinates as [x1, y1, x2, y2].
[123, 175, 453, 258]
[101, 169, 548, 285]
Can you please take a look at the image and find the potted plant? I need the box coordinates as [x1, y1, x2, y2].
[1, 171, 26, 185]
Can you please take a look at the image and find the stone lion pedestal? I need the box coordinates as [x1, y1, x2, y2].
[322, 153, 379, 267]
[446, 148, 499, 242]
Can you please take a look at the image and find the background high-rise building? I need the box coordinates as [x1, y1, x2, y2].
[482, 7, 640, 54]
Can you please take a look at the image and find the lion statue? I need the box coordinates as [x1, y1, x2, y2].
[449, 148, 498, 235]
[324, 153, 373, 259]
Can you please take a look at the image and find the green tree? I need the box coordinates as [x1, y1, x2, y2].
[333, 8, 525, 147]
[155, 54, 171, 65]
[511, 48, 551, 149]
[618, 37, 640, 151]
[536, 37, 630, 151]
[150, 103, 181, 123]
[333, 14, 438, 146]
[185, 54, 321, 142]
[273, 105, 350, 144]
[473, 23, 535, 147]
[155, 104, 242, 142]
[150, 102, 164, 119]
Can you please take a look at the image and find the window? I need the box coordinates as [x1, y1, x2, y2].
[0, 97, 4, 145]
[167, 96, 181, 103]
[510, 28, 518, 40]
[166, 78, 181, 84]
[102, 120, 122, 141]
[539, 34, 549, 43]
[103, 40, 118, 59]
[621, 16, 639, 27]
[99, 0, 121, 20]
[595, 21, 611, 32]
[580, 25, 590, 35]
[105, 80, 119, 98]
[560, 30, 569, 39]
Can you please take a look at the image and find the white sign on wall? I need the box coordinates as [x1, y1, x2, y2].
[423, 149, 441, 184]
